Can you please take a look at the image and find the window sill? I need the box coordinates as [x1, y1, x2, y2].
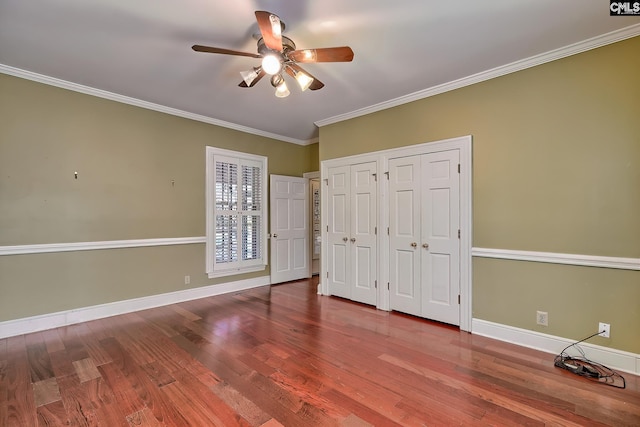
[207, 265, 266, 279]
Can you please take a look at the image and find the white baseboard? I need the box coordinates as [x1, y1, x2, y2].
[0, 276, 271, 339]
[472, 319, 640, 376]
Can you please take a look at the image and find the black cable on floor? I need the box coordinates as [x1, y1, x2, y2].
[553, 331, 626, 389]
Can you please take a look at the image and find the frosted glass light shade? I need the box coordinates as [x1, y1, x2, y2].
[295, 72, 314, 91]
[275, 80, 290, 98]
[240, 68, 259, 86]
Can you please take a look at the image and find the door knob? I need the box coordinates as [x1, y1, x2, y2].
[350, 238, 356, 243]
[410, 242, 417, 248]
[422, 243, 429, 249]
[273, 234, 278, 238]
[343, 237, 348, 242]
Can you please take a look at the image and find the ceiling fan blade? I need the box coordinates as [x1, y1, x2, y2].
[285, 64, 325, 91]
[239, 68, 266, 88]
[255, 11, 283, 51]
[288, 46, 354, 63]
[192, 45, 261, 58]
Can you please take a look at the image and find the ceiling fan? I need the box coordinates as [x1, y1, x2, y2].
[192, 11, 354, 98]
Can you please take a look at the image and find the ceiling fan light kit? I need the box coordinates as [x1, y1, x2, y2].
[192, 11, 354, 98]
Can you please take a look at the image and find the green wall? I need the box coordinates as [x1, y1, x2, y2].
[0, 73, 318, 321]
[319, 36, 640, 353]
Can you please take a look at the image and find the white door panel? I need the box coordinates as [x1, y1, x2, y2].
[275, 239, 290, 271]
[389, 156, 422, 316]
[350, 162, 377, 306]
[330, 242, 349, 292]
[327, 166, 351, 299]
[293, 237, 307, 268]
[270, 175, 310, 284]
[421, 149, 460, 324]
[292, 198, 306, 229]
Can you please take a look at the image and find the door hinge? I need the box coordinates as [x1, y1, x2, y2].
[324, 178, 328, 185]
[384, 171, 389, 179]
[387, 282, 390, 290]
[458, 229, 460, 239]
[374, 226, 377, 235]
[387, 227, 390, 235]
[458, 294, 461, 304]
[375, 280, 377, 289]
[372, 173, 377, 181]
[326, 271, 329, 278]
[327, 225, 329, 232]
[458, 164, 460, 174]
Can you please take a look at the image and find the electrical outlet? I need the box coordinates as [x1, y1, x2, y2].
[536, 311, 548, 326]
[598, 322, 610, 338]
[184, 275, 191, 285]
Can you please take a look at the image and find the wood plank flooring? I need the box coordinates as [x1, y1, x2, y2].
[1, 277, 638, 426]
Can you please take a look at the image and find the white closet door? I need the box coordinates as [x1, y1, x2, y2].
[270, 175, 309, 284]
[389, 150, 461, 325]
[421, 150, 460, 325]
[350, 162, 377, 306]
[388, 156, 422, 316]
[327, 166, 351, 299]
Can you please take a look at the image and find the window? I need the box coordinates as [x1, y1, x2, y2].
[206, 147, 267, 278]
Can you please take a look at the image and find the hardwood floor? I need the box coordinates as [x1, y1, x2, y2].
[1, 277, 638, 426]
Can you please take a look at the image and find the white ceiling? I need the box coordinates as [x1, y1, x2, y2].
[1, 0, 638, 144]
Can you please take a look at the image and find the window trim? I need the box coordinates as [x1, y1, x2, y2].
[205, 146, 268, 278]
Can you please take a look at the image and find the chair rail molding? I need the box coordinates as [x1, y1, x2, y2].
[0, 236, 207, 256]
[472, 247, 640, 271]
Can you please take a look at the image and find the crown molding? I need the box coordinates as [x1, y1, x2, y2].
[316, 24, 640, 128]
[0, 64, 314, 146]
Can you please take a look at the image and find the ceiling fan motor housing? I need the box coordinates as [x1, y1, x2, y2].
[257, 36, 296, 57]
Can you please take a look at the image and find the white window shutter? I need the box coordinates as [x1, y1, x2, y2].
[206, 147, 267, 278]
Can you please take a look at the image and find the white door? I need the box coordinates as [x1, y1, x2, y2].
[421, 150, 460, 325]
[270, 175, 309, 284]
[327, 165, 351, 299]
[389, 156, 422, 316]
[327, 162, 378, 306]
[389, 150, 460, 325]
[350, 163, 378, 306]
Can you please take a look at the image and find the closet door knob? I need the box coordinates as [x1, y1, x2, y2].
[273, 234, 278, 238]
[410, 242, 417, 248]
[422, 243, 429, 249]
[343, 237, 348, 242]
[350, 238, 356, 243]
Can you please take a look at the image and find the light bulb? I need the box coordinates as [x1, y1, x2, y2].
[275, 80, 290, 98]
[294, 71, 314, 91]
[261, 54, 281, 75]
